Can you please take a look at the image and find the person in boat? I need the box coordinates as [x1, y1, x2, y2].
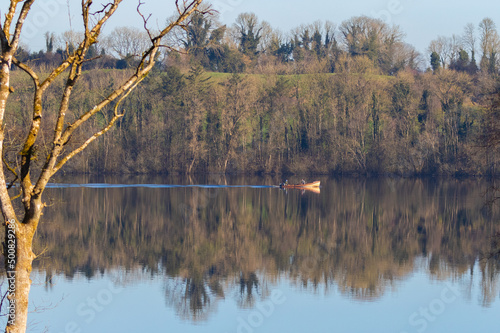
[301, 179, 305, 184]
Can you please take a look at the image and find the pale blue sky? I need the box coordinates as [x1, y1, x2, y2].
[4, 0, 500, 56]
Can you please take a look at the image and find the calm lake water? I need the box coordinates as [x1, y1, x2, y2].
[7, 175, 500, 332]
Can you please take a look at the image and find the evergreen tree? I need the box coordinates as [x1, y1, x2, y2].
[44, 32, 55, 53]
[480, 53, 489, 72]
[488, 51, 497, 74]
[469, 50, 479, 74]
[312, 29, 323, 58]
[450, 49, 469, 72]
[430, 51, 441, 73]
[235, 13, 263, 60]
[183, 12, 211, 66]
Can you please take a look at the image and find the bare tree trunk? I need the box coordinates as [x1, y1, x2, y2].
[188, 157, 196, 174]
[5, 220, 37, 333]
[224, 135, 233, 173]
[0, 43, 33, 333]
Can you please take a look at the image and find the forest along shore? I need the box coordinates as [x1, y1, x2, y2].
[6, 14, 500, 176]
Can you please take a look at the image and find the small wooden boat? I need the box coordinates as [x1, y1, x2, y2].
[301, 186, 321, 194]
[280, 181, 321, 189]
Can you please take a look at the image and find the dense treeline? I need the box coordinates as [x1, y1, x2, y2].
[6, 13, 500, 175]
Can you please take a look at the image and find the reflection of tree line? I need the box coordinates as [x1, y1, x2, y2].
[24, 178, 500, 316]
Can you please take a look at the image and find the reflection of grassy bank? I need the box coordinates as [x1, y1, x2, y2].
[12, 178, 499, 309]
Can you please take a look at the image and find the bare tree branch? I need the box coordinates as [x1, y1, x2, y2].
[137, 1, 154, 42]
[176, 0, 182, 16]
[2, 154, 17, 178]
[3, 0, 20, 41]
[52, 62, 81, 147]
[61, 0, 204, 143]
[0, 19, 7, 52]
[32, 0, 205, 197]
[11, 57, 40, 87]
[51, 78, 142, 175]
[10, 0, 36, 51]
[22, 1, 123, 199]
[90, 1, 114, 16]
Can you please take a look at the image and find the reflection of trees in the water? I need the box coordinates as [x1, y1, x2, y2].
[478, 231, 500, 307]
[20, 177, 500, 319]
[479, 258, 500, 307]
[164, 274, 218, 322]
[239, 272, 259, 308]
[488, 232, 500, 260]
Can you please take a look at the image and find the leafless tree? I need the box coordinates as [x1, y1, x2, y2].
[59, 30, 85, 51]
[0, 1, 205, 332]
[462, 23, 477, 58]
[479, 18, 500, 58]
[428, 36, 461, 68]
[104, 26, 151, 58]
